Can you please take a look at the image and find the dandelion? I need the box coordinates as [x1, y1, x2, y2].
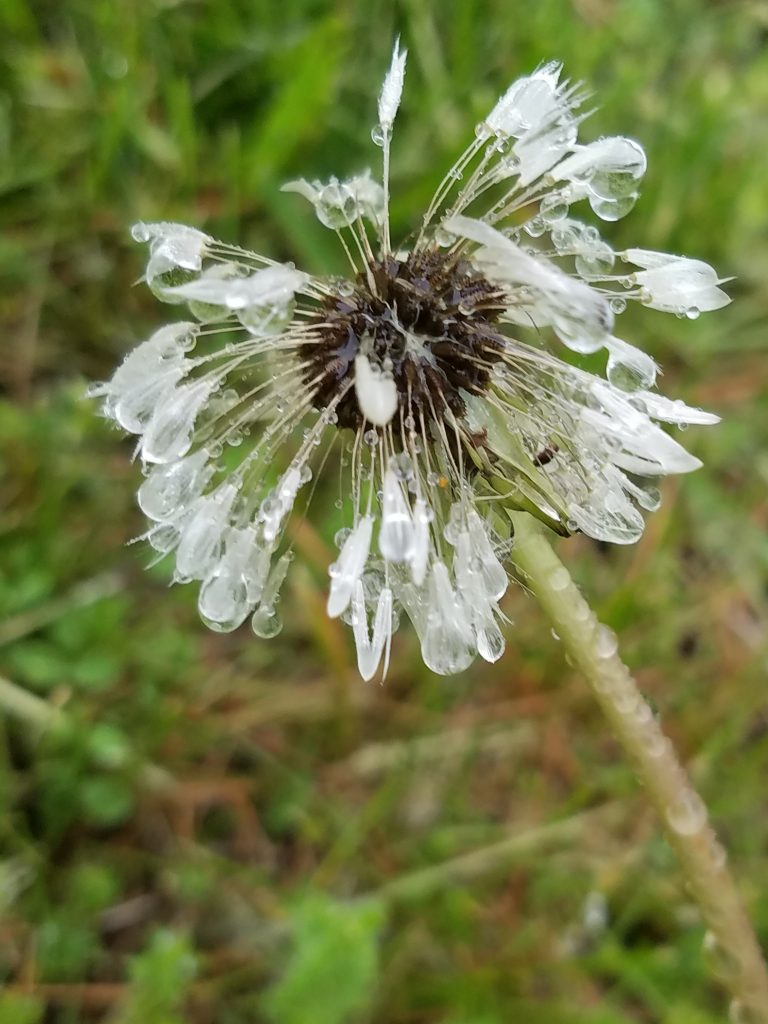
[91, 47, 729, 681]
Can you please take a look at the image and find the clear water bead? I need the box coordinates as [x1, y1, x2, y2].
[316, 182, 358, 229]
[589, 138, 646, 200]
[575, 242, 615, 279]
[238, 297, 295, 337]
[606, 347, 657, 393]
[665, 790, 707, 836]
[549, 566, 570, 592]
[595, 624, 618, 659]
[539, 193, 568, 224]
[523, 216, 547, 238]
[251, 605, 283, 638]
[588, 191, 638, 222]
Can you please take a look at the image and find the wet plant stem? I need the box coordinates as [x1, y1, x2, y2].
[510, 513, 768, 1023]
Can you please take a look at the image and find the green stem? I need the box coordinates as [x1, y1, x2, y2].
[510, 513, 768, 1023]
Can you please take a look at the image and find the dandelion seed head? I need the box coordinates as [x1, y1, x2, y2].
[92, 43, 728, 678]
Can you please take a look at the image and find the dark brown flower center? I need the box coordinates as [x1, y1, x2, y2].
[304, 247, 506, 430]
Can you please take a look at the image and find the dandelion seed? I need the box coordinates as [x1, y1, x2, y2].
[93, 44, 727, 678]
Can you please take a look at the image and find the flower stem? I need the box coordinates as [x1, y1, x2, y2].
[510, 512, 768, 1022]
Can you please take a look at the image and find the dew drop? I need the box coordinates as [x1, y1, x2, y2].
[334, 527, 351, 548]
[595, 624, 618, 659]
[606, 351, 656, 393]
[711, 839, 728, 871]
[539, 193, 568, 224]
[588, 191, 638, 222]
[665, 790, 707, 836]
[575, 242, 615, 280]
[524, 215, 546, 238]
[549, 566, 570, 592]
[251, 605, 283, 638]
[371, 124, 386, 147]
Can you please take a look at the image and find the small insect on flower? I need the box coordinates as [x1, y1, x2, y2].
[91, 45, 728, 679]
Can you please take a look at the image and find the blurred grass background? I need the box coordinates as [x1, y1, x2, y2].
[1, 0, 767, 1021]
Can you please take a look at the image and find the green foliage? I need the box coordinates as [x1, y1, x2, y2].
[0, 993, 44, 1024]
[113, 931, 198, 1024]
[264, 894, 386, 1024]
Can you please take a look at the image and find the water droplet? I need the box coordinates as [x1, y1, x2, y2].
[575, 242, 615, 279]
[711, 839, 728, 871]
[595, 625, 618, 659]
[539, 197, 568, 228]
[686, 306, 700, 320]
[643, 731, 671, 759]
[524, 215, 546, 238]
[363, 429, 378, 447]
[606, 351, 656, 392]
[549, 566, 570, 591]
[251, 604, 283, 638]
[316, 182, 358, 229]
[148, 265, 197, 303]
[371, 124, 386, 147]
[588, 191, 638, 222]
[610, 296, 627, 314]
[665, 790, 707, 836]
[637, 486, 661, 512]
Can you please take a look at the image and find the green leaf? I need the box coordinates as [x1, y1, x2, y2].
[113, 930, 198, 1024]
[0, 993, 44, 1024]
[264, 893, 386, 1024]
